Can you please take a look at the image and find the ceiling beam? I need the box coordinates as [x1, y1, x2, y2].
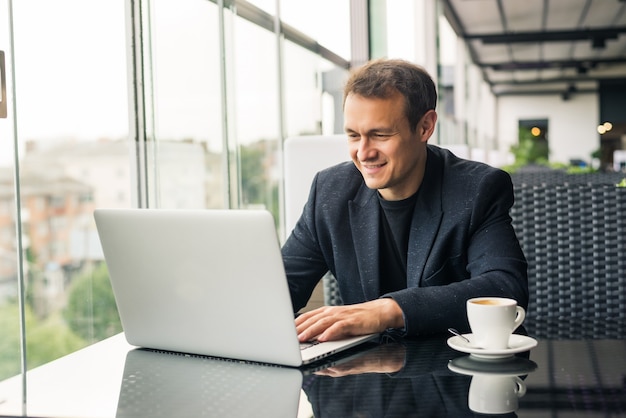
[493, 88, 597, 98]
[479, 57, 626, 71]
[488, 75, 626, 86]
[464, 27, 626, 44]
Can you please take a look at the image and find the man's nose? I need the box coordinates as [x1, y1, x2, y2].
[357, 137, 375, 161]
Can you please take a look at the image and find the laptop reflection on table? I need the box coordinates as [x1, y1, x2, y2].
[116, 338, 382, 418]
[116, 348, 303, 418]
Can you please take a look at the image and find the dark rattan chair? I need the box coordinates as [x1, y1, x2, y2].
[322, 272, 343, 306]
[511, 180, 626, 339]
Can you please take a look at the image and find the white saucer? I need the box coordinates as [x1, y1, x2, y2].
[447, 334, 538, 359]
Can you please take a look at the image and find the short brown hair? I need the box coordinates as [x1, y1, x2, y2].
[343, 58, 437, 132]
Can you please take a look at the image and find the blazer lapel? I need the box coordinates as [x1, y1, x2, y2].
[347, 146, 444, 295]
[407, 148, 444, 286]
[349, 185, 381, 300]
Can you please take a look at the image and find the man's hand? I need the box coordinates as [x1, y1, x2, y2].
[295, 298, 404, 342]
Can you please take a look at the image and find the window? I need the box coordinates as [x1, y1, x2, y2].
[0, 0, 128, 380]
[0, 0, 353, 388]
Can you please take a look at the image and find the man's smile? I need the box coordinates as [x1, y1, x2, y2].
[361, 162, 387, 173]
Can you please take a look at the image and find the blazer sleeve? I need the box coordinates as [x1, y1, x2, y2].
[281, 173, 330, 312]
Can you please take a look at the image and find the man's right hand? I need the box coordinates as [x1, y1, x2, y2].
[295, 298, 404, 342]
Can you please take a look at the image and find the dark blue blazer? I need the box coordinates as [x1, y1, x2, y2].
[282, 145, 528, 336]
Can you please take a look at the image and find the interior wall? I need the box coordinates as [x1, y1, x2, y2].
[497, 93, 599, 165]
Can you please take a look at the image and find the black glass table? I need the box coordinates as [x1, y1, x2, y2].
[0, 323, 624, 417]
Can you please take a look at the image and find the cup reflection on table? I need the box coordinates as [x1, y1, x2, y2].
[448, 354, 537, 416]
[468, 373, 526, 414]
[467, 297, 525, 350]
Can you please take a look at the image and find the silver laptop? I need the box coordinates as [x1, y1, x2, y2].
[94, 208, 378, 367]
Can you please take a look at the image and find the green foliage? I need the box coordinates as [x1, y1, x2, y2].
[0, 302, 85, 380]
[240, 145, 267, 205]
[509, 127, 549, 166]
[0, 263, 121, 380]
[64, 262, 122, 342]
[26, 312, 85, 369]
[565, 165, 596, 174]
[503, 127, 599, 175]
[617, 178, 626, 188]
[0, 303, 22, 380]
[239, 142, 280, 224]
[591, 148, 601, 159]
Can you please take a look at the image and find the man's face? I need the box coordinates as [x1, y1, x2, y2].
[344, 91, 435, 201]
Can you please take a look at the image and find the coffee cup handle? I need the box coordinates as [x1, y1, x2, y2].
[513, 306, 525, 331]
[514, 376, 527, 397]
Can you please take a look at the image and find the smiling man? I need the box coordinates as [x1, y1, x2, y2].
[282, 58, 528, 342]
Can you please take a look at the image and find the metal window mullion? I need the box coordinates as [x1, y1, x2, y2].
[224, 0, 349, 68]
[218, 0, 232, 208]
[126, 0, 151, 208]
[350, 0, 369, 67]
[275, 0, 286, 239]
[6, 0, 28, 412]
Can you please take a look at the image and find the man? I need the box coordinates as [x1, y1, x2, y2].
[282, 58, 528, 343]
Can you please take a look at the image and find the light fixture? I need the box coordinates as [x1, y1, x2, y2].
[531, 127, 541, 137]
[597, 121, 613, 135]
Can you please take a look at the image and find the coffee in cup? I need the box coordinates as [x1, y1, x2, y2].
[466, 297, 525, 350]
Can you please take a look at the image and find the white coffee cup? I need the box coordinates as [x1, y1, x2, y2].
[468, 374, 526, 414]
[466, 297, 525, 350]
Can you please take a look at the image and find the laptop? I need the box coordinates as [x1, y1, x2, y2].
[94, 208, 378, 367]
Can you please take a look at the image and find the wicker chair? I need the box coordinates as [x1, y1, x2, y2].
[510, 180, 626, 339]
[321, 272, 343, 306]
[511, 166, 625, 187]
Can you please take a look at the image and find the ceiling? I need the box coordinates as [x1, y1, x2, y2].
[441, 0, 626, 97]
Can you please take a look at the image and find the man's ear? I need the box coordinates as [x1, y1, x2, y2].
[419, 110, 438, 142]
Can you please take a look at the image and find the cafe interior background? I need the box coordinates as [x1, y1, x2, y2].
[1, 0, 626, 388]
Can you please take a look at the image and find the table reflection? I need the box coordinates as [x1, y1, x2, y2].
[1, 328, 623, 417]
[114, 334, 538, 418]
[301, 335, 535, 417]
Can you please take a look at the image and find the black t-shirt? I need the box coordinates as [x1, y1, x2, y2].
[377, 191, 419, 295]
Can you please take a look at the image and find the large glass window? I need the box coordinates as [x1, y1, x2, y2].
[283, 41, 342, 138]
[281, 0, 351, 60]
[228, 11, 280, 216]
[0, 0, 19, 389]
[0, 0, 128, 380]
[0, 0, 354, 396]
[144, 0, 224, 210]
